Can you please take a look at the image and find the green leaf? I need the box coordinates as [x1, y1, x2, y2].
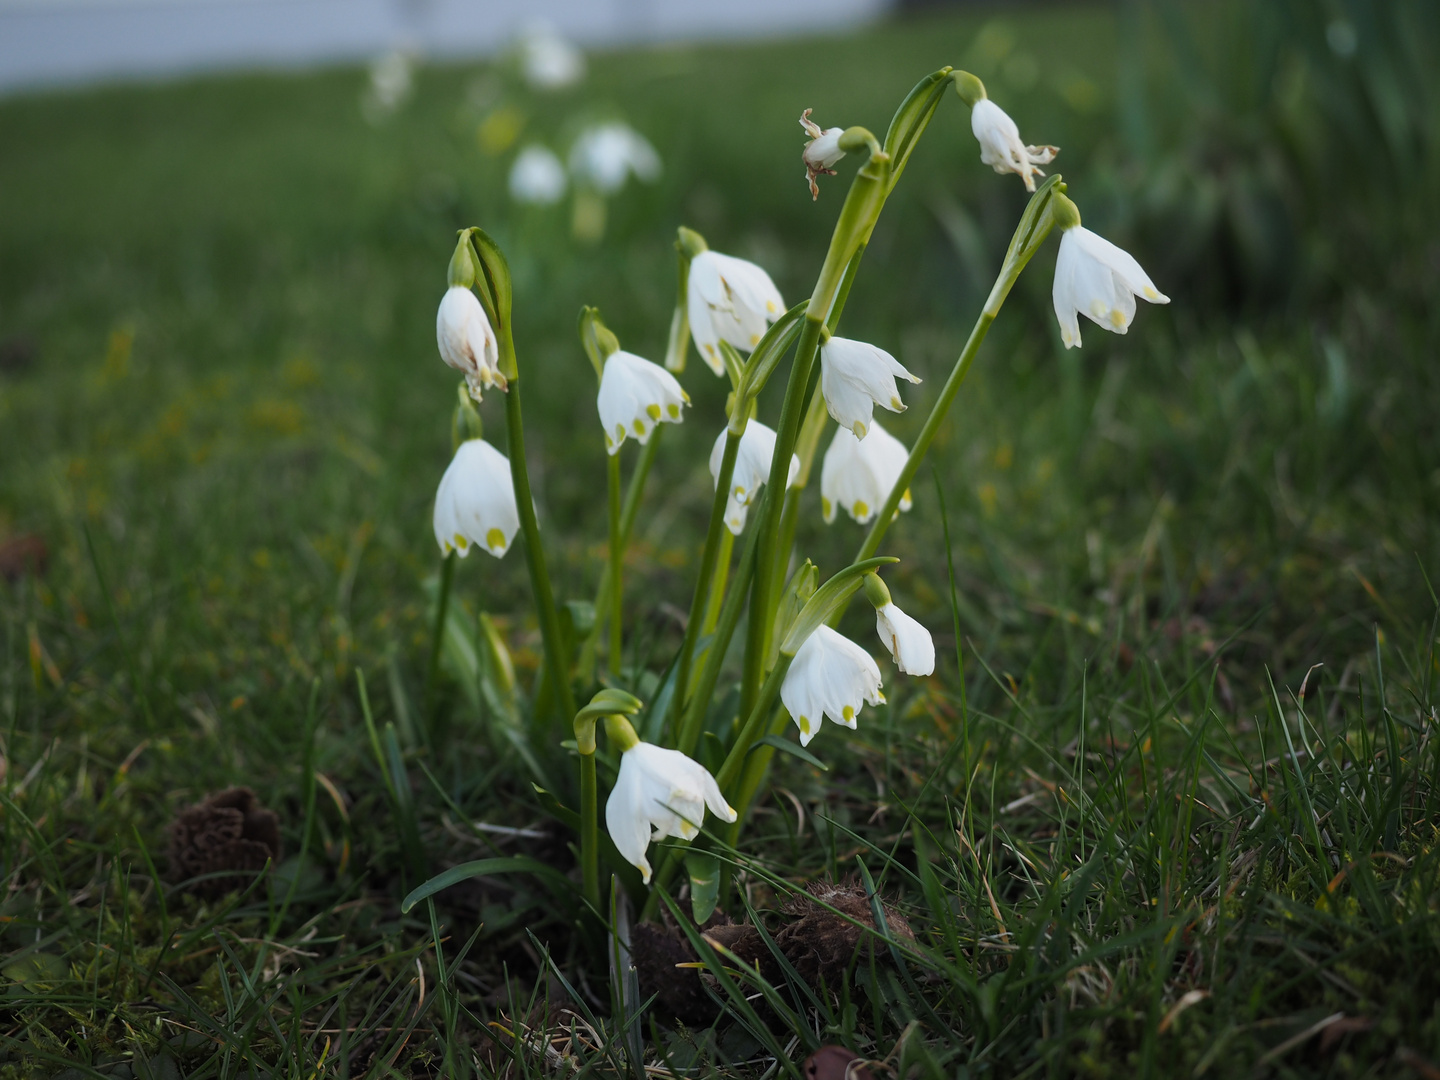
[401, 857, 566, 913]
[781, 556, 898, 655]
[752, 733, 829, 771]
[686, 851, 721, 924]
[532, 784, 581, 830]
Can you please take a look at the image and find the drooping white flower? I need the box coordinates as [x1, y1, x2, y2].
[781, 625, 884, 746]
[518, 26, 585, 90]
[820, 336, 921, 440]
[569, 122, 661, 196]
[597, 350, 689, 453]
[820, 421, 912, 525]
[800, 108, 845, 200]
[875, 602, 935, 676]
[970, 97, 1058, 193]
[509, 145, 567, 205]
[437, 286, 505, 400]
[710, 421, 801, 535]
[606, 741, 735, 884]
[1052, 226, 1170, 349]
[433, 439, 520, 558]
[687, 251, 785, 376]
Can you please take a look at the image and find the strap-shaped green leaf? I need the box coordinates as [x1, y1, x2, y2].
[401, 857, 567, 913]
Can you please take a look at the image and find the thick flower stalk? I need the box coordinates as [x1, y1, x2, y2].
[687, 251, 785, 375]
[821, 421, 913, 525]
[598, 349, 689, 453]
[709, 421, 800, 535]
[819, 335, 920, 439]
[800, 108, 845, 200]
[864, 572, 935, 676]
[1050, 195, 1170, 348]
[432, 438, 521, 558]
[779, 625, 884, 746]
[958, 73, 1058, 194]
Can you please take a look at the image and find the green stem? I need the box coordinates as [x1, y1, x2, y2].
[502, 362, 577, 722]
[740, 315, 823, 718]
[855, 311, 994, 563]
[424, 550, 456, 718]
[675, 496, 764, 757]
[607, 452, 623, 677]
[724, 706, 791, 847]
[673, 430, 742, 726]
[702, 529, 734, 636]
[716, 656, 793, 795]
[578, 428, 664, 684]
[580, 751, 599, 908]
[741, 155, 889, 721]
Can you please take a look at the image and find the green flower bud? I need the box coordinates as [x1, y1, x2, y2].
[862, 571, 892, 610]
[954, 71, 987, 107]
[1051, 191, 1082, 231]
[447, 229, 477, 288]
[603, 713, 640, 753]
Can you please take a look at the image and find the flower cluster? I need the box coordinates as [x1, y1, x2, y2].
[418, 64, 1171, 904]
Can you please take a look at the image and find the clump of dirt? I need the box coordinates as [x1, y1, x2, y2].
[167, 787, 282, 900]
[632, 878, 915, 1026]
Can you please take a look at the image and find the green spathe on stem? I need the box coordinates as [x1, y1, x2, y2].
[465, 227, 515, 374]
[985, 172, 1067, 316]
[780, 557, 897, 657]
[883, 67, 959, 188]
[579, 305, 620, 383]
[574, 687, 643, 753]
[665, 225, 709, 373]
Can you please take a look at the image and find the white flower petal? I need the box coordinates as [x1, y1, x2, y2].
[605, 742, 729, 883]
[597, 350, 688, 454]
[970, 98, 1059, 193]
[875, 602, 935, 676]
[820, 337, 919, 439]
[432, 439, 520, 559]
[782, 625, 884, 745]
[509, 145, 567, 204]
[437, 287, 504, 399]
[820, 421, 913, 525]
[687, 251, 785, 373]
[710, 421, 800, 536]
[1052, 227, 1168, 349]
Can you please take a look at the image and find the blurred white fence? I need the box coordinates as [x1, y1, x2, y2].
[0, 0, 888, 94]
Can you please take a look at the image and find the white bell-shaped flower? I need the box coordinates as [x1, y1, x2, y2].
[569, 122, 661, 196]
[437, 286, 505, 400]
[820, 421, 913, 525]
[687, 251, 785, 376]
[433, 439, 520, 558]
[509, 145, 567, 205]
[710, 421, 801, 535]
[970, 98, 1058, 193]
[875, 602, 935, 676]
[781, 625, 885, 746]
[1051, 225, 1170, 349]
[597, 350, 689, 453]
[820, 336, 920, 440]
[518, 25, 585, 90]
[800, 108, 845, 200]
[606, 741, 735, 884]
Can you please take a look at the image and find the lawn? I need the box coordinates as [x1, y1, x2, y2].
[2, 1, 1439, 1076]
